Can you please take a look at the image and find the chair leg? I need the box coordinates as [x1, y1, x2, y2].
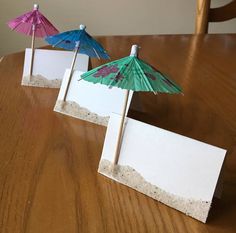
[195, 0, 211, 34]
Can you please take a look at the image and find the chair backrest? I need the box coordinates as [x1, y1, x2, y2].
[195, 0, 236, 34]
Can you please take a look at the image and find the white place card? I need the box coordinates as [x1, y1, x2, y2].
[98, 113, 227, 222]
[22, 48, 89, 88]
[54, 70, 133, 126]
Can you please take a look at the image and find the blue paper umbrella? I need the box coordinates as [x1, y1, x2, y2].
[45, 24, 110, 101]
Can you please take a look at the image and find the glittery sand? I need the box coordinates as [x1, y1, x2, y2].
[54, 100, 109, 126]
[22, 75, 61, 88]
[98, 159, 211, 223]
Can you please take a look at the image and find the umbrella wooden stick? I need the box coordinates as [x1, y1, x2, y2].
[29, 25, 36, 78]
[113, 89, 130, 165]
[113, 45, 139, 165]
[62, 44, 80, 102]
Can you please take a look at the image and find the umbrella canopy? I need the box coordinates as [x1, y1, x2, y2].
[7, 4, 59, 77]
[7, 4, 59, 37]
[81, 45, 181, 94]
[45, 25, 109, 59]
[81, 45, 182, 165]
[45, 25, 109, 101]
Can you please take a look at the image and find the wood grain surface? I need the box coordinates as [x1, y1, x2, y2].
[0, 34, 236, 233]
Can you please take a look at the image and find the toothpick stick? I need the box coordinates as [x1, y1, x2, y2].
[62, 44, 80, 102]
[29, 25, 36, 78]
[113, 89, 130, 165]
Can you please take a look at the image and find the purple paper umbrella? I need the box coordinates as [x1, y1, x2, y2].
[7, 4, 59, 77]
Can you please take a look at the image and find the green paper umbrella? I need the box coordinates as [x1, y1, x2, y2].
[81, 45, 182, 165]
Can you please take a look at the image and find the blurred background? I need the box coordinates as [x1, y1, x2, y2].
[0, 0, 236, 56]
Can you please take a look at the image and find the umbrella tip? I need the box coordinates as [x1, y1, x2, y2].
[80, 24, 86, 30]
[130, 45, 139, 57]
[33, 4, 39, 10]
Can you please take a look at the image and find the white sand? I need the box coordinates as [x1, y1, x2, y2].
[98, 159, 211, 223]
[22, 75, 61, 88]
[54, 100, 109, 126]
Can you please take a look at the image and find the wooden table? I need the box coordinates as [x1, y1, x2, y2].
[0, 34, 235, 233]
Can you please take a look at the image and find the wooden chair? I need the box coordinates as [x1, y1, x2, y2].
[195, 0, 236, 34]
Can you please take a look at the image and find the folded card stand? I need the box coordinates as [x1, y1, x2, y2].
[98, 113, 227, 223]
[22, 49, 89, 88]
[54, 70, 133, 126]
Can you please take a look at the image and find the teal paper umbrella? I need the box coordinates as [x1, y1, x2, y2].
[81, 45, 182, 165]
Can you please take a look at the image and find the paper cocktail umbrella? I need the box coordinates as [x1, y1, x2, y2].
[45, 24, 110, 101]
[7, 4, 59, 77]
[81, 45, 182, 165]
